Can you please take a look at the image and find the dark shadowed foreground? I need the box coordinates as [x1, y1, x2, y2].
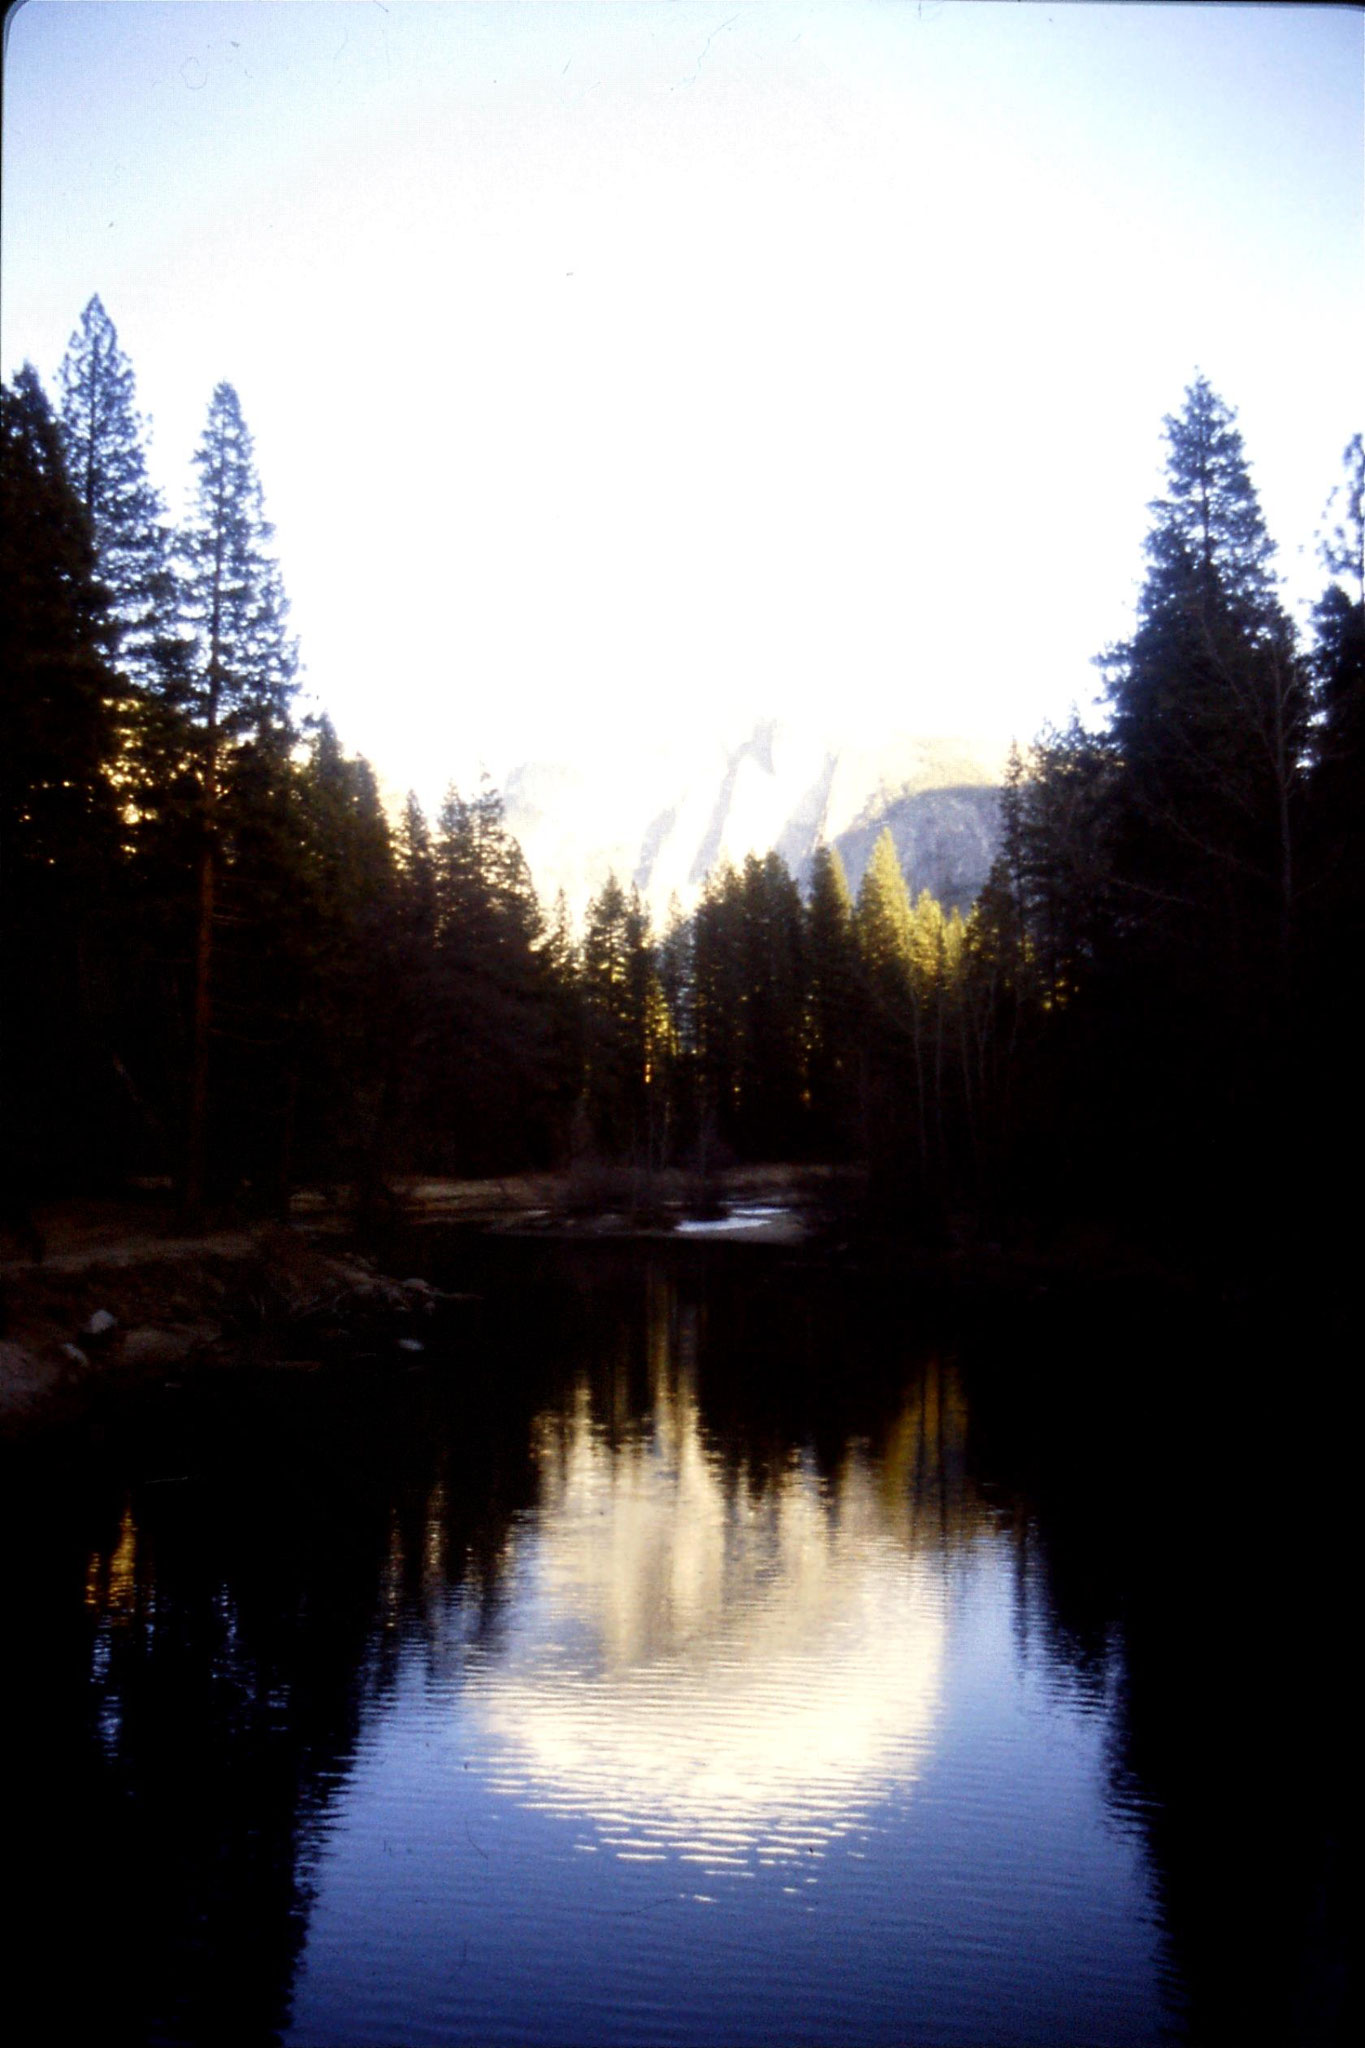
[4, 1234, 1346, 2046]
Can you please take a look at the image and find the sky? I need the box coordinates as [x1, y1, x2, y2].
[3, 0, 1362, 819]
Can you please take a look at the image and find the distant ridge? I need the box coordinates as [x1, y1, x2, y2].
[500, 721, 1006, 923]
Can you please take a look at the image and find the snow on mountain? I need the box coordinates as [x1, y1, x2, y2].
[500, 721, 1006, 925]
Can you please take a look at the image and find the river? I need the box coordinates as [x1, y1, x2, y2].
[4, 1235, 1345, 2043]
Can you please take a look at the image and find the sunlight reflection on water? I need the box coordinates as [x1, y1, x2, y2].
[463, 1378, 946, 1876]
[264, 1259, 1174, 2044]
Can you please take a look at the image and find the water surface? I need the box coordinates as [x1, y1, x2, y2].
[5, 1240, 1344, 2043]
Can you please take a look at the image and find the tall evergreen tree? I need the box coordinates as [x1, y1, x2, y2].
[804, 844, 860, 1154]
[1139, 373, 1280, 622]
[397, 792, 438, 953]
[581, 874, 665, 1160]
[178, 382, 297, 757]
[1084, 377, 1313, 1245]
[690, 862, 747, 1158]
[735, 851, 806, 1158]
[56, 303, 200, 1176]
[1, 365, 122, 1197]
[1100, 375, 1309, 988]
[1, 365, 117, 878]
[423, 786, 553, 1172]
[654, 895, 696, 1155]
[177, 382, 298, 1212]
[1008, 719, 1117, 1004]
[283, 722, 399, 1201]
[689, 859, 794, 1160]
[541, 887, 586, 1162]
[58, 296, 186, 715]
[855, 828, 914, 997]
[850, 831, 915, 1184]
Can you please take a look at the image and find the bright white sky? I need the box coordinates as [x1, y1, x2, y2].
[4, 0, 1362, 815]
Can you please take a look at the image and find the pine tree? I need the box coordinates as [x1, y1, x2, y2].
[907, 888, 948, 995]
[279, 722, 399, 1201]
[1008, 720, 1117, 1004]
[804, 843, 860, 1154]
[581, 873, 665, 1161]
[855, 829, 914, 997]
[58, 296, 185, 713]
[179, 382, 297, 756]
[541, 887, 586, 1160]
[1100, 375, 1309, 986]
[849, 829, 915, 1182]
[1092, 376, 1312, 1242]
[424, 785, 552, 1172]
[1, 365, 117, 878]
[1, 364, 122, 1194]
[735, 851, 806, 1158]
[851, 832, 972, 1206]
[1138, 373, 1280, 626]
[397, 792, 438, 952]
[434, 784, 542, 967]
[690, 862, 747, 1157]
[177, 382, 298, 1213]
[655, 894, 695, 1155]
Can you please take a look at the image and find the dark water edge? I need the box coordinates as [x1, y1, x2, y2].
[3, 1230, 1349, 2046]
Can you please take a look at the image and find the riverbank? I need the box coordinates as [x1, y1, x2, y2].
[0, 1166, 828, 1431]
[374, 1161, 830, 1238]
[2, 1159, 1313, 1434]
[0, 1219, 460, 1434]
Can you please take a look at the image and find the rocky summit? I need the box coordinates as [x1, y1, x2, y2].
[502, 721, 1005, 920]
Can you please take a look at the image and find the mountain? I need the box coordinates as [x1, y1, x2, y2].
[500, 721, 1005, 925]
[827, 783, 1002, 916]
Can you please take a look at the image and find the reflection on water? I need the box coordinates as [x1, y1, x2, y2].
[8, 1243, 1344, 2044]
[673, 1202, 799, 1236]
[278, 1258, 1171, 2047]
[472, 1368, 948, 1873]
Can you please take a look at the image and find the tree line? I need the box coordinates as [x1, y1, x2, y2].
[4, 301, 1361, 1268]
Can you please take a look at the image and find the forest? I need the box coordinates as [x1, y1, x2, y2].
[4, 296, 1362, 1281]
